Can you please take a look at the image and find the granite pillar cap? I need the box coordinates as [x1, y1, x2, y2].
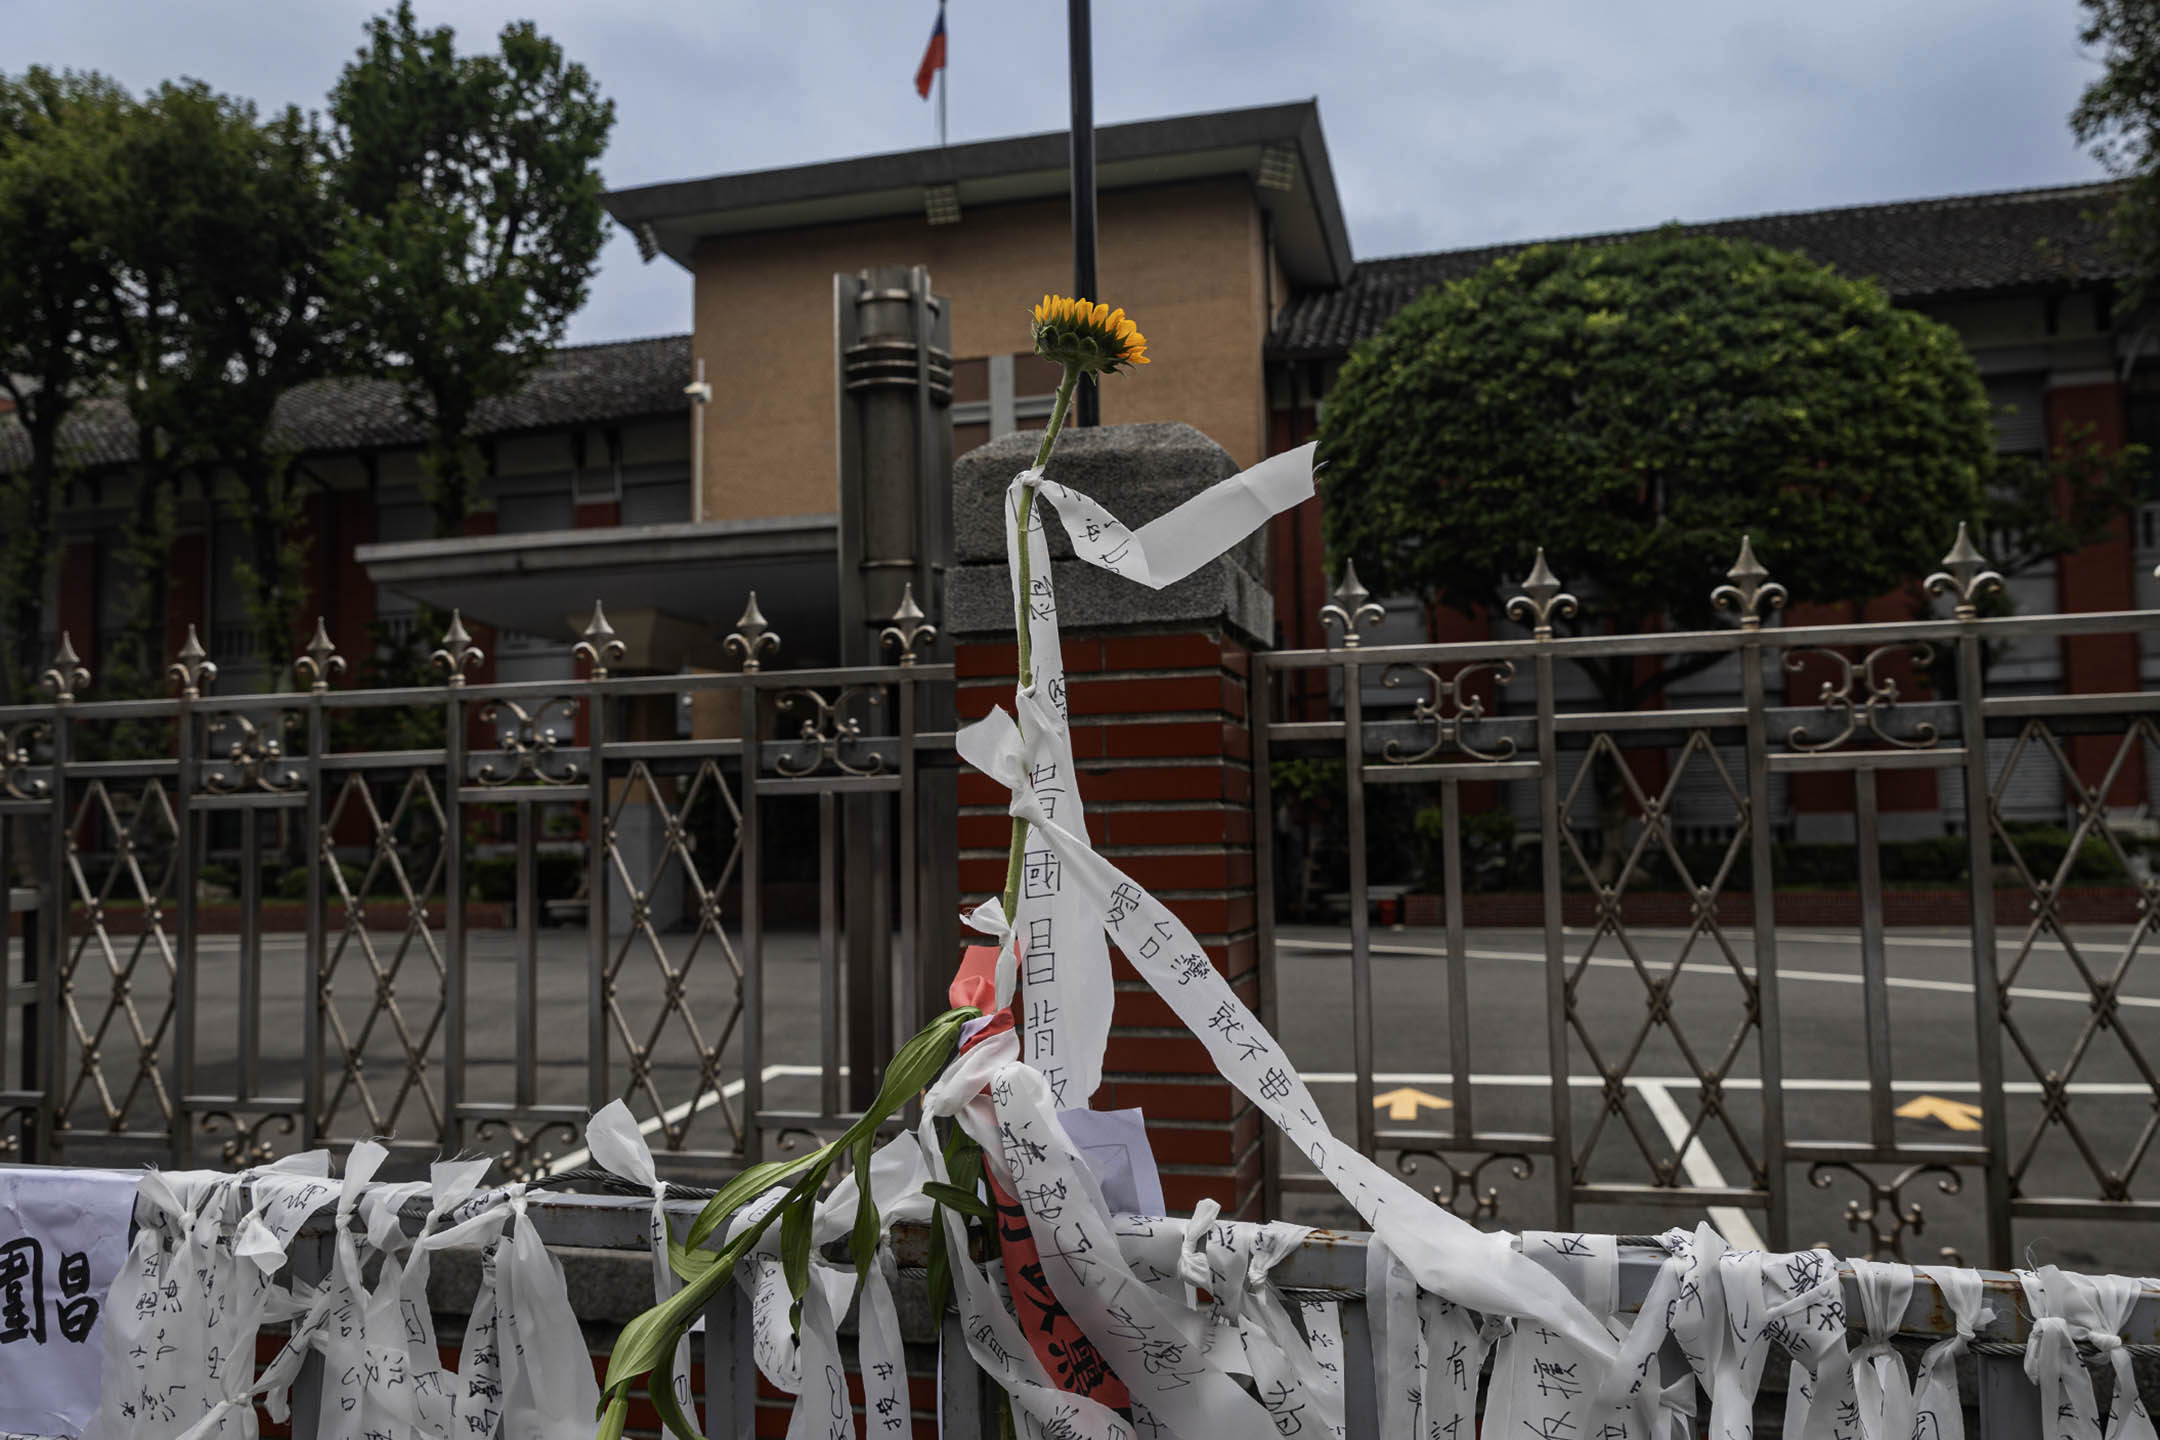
[948, 422, 1276, 645]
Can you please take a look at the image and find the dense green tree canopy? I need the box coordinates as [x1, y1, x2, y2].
[1316, 230, 1995, 707]
[327, 1, 614, 536]
[0, 68, 128, 699]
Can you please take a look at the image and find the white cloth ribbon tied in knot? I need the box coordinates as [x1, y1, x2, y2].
[1837, 1258, 1916, 1440]
[2019, 1265, 2157, 1440]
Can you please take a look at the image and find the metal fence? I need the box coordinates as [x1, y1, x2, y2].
[1254, 529, 2160, 1268]
[9, 521, 2160, 1274]
[0, 596, 957, 1178]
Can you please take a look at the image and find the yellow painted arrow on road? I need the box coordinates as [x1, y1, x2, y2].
[1373, 1087, 1453, 1122]
[1895, 1095, 1984, 1132]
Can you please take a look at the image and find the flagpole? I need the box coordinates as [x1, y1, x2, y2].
[1069, 0, 1099, 428]
[937, 0, 948, 146]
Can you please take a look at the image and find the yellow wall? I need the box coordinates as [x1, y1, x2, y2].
[690, 177, 1269, 521]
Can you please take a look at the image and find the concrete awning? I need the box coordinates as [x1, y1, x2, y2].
[356, 516, 841, 670]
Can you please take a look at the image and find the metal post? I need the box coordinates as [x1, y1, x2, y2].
[1957, 628, 2013, 1265]
[303, 695, 326, 1150]
[1343, 656, 1375, 1158]
[1441, 778, 1473, 1139]
[1534, 648, 1574, 1229]
[443, 690, 467, 1155]
[835, 266, 953, 1107]
[587, 688, 611, 1118]
[173, 693, 199, 1167]
[1854, 768, 1896, 1152]
[1741, 636, 1789, 1247]
[514, 799, 537, 1110]
[739, 680, 763, 1163]
[237, 804, 261, 1103]
[37, 697, 68, 1163]
[701, 1277, 757, 1437]
[819, 787, 841, 1121]
[1252, 659, 1281, 1216]
[1068, 0, 1100, 430]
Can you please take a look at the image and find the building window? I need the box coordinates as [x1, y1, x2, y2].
[951, 353, 1065, 454]
[573, 428, 622, 502]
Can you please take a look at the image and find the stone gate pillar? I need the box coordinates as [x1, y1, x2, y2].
[949, 423, 1270, 1218]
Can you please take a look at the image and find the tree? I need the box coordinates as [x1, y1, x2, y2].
[86, 84, 344, 691]
[1316, 230, 1995, 872]
[2075, 0, 2160, 308]
[0, 69, 128, 701]
[326, 1, 614, 538]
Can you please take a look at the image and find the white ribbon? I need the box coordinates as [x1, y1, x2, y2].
[2020, 1265, 2157, 1440]
[1486, 1231, 1640, 1439]
[1365, 1237, 1425, 1440]
[587, 1100, 697, 1429]
[916, 1026, 1138, 1440]
[1911, 1265, 1990, 1440]
[984, 1059, 1279, 1437]
[995, 442, 1319, 1107]
[957, 701, 1616, 1363]
[1295, 1298, 1350, 1440]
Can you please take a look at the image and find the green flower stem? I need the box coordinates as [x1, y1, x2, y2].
[1000, 365, 1082, 925]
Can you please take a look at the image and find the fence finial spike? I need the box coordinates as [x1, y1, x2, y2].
[41, 631, 90, 703]
[1925, 521, 2003, 621]
[167, 623, 217, 700]
[725, 591, 781, 673]
[430, 609, 484, 686]
[1506, 547, 1579, 640]
[1319, 560, 1386, 649]
[1713, 534, 1787, 630]
[879, 582, 938, 667]
[296, 616, 346, 692]
[573, 600, 626, 681]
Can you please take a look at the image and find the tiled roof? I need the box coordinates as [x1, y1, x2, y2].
[0, 332, 693, 473]
[1270, 181, 2130, 357]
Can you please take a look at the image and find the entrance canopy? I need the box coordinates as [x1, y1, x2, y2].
[357, 515, 840, 670]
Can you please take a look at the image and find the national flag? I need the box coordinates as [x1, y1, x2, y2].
[914, 4, 947, 100]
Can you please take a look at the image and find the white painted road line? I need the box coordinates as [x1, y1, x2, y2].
[1633, 1077, 1765, 1249]
[538, 1062, 832, 1175]
[1275, 936, 2160, 1011]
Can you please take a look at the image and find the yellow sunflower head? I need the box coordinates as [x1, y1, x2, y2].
[1030, 294, 1150, 375]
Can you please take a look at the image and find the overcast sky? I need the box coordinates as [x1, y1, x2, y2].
[4, 1, 2117, 346]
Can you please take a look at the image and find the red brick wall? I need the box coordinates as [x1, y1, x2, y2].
[2048, 381, 2144, 804]
[957, 628, 1264, 1218]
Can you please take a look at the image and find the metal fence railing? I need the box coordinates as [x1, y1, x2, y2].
[1254, 529, 2160, 1268]
[0, 597, 958, 1179]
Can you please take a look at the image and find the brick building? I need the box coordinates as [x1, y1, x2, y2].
[4, 103, 2146, 819]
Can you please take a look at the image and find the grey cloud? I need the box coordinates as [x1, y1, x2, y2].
[3, 0, 2115, 344]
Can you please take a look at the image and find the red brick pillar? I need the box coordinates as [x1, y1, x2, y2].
[950, 423, 1270, 1220]
[2047, 380, 2144, 805]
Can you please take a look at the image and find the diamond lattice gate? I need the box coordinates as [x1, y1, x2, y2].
[0, 603, 958, 1180]
[1255, 530, 2160, 1268]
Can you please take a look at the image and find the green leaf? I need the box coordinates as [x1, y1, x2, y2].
[922, 1181, 992, 1220]
[648, 1332, 709, 1440]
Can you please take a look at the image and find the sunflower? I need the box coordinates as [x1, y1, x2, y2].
[1030, 294, 1149, 375]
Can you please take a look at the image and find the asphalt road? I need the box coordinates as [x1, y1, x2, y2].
[14, 917, 2159, 1272]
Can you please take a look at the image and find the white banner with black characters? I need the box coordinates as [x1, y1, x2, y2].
[0, 1167, 137, 1438]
